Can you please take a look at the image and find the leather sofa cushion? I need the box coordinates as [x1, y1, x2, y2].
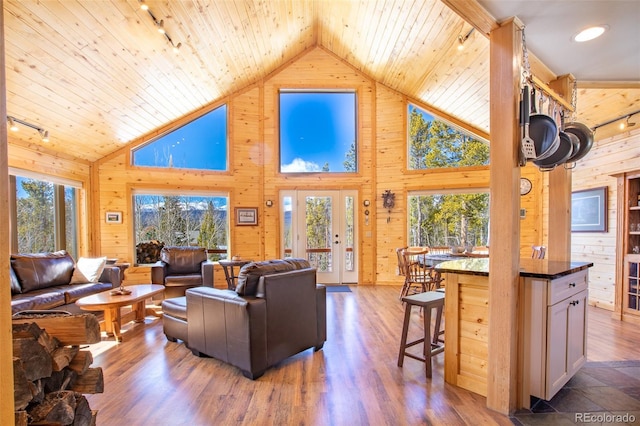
[10, 266, 21, 294]
[161, 296, 187, 320]
[236, 258, 310, 296]
[63, 282, 113, 303]
[164, 274, 202, 287]
[160, 246, 207, 275]
[11, 251, 75, 293]
[11, 287, 66, 312]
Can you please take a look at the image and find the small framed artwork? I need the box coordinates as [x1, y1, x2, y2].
[571, 186, 608, 232]
[235, 207, 258, 226]
[105, 211, 122, 224]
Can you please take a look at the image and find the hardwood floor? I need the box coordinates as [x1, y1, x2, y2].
[85, 285, 638, 426]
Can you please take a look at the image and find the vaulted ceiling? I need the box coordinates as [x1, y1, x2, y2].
[3, 0, 639, 163]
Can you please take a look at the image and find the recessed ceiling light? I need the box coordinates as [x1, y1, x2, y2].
[573, 25, 608, 42]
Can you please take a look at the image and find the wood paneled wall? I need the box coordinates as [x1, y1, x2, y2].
[10, 45, 622, 310]
[571, 128, 640, 310]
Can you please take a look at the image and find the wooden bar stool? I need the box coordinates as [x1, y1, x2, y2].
[397, 291, 445, 378]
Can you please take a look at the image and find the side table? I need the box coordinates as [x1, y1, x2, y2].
[218, 259, 252, 290]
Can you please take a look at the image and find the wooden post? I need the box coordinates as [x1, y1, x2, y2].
[487, 17, 523, 415]
[0, 4, 17, 423]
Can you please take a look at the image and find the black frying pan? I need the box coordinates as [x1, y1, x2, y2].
[527, 87, 558, 161]
[533, 131, 575, 170]
[564, 122, 594, 163]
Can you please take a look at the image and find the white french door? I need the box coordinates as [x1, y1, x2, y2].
[281, 190, 358, 284]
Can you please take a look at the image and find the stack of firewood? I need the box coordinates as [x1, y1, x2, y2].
[12, 312, 104, 426]
[136, 240, 164, 264]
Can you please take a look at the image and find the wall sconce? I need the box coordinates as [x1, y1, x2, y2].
[363, 200, 370, 207]
[457, 28, 475, 51]
[139, 0, 182, 53]
[6, 115, 50, 142]
[265, 200, 273, 207]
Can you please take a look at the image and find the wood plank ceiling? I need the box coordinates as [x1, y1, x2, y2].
[3, 0, 638, 163]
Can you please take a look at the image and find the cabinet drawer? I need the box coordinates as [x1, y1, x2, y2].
[548, 270, 588, 305]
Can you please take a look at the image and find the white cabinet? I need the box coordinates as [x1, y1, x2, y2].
[520, 269, 588, 404]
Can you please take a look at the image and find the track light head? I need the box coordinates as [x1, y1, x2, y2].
[139, 0, 149, 11]
[156, 19, 165, 34]
[8, 116, 19, 131]
[39, 129, 50, 142]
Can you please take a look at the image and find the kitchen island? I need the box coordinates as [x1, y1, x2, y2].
[435, 258, 593, 408]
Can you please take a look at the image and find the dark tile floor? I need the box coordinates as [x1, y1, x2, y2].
[511, 360, 640, 425]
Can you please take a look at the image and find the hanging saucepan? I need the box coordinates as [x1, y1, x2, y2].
[526, 86, 559, 161]
[534, 130, 576, 171]
[563, 121, 594, 163]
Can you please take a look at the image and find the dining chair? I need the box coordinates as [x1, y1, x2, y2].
[428, 246, 450, 255]
[399, 249, 443, 300]
[396, 247, 408, 276]
[531, 245, 546, 259]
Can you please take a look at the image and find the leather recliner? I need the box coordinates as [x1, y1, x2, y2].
[151, 246, 214, 299]
[186, 259, 326, 379]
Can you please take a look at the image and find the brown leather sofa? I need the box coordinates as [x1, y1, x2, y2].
[151, 246, 214, 298]
[10, 250, 121, 315]
[185, 258, 326, 379]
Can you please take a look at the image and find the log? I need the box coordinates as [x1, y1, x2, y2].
[12, 338, 53, 381]
[52, 346, 80, 372]
[69, 368, 104, 394]
[43, 369, 77, 393]
[72, 394, 93, 426]
[29, 390, 76, 425]
[68, 350, 93, 375]
[14, 410, 28, 426]
[12, 322, 60, 353]
[12, 313, 101, 345]
[13, 357, 34, 410]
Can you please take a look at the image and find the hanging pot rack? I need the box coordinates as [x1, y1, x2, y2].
[521, 27, 574, 114]
[529, 75, 574, 113]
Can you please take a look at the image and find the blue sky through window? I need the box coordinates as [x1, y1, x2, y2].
[280, 91, 356, 172]
[132, 105, 228, 170]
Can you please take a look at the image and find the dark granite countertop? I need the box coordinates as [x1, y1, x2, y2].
[434, 258, 593, 280]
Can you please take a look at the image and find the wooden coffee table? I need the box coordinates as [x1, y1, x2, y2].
[76, 284, 164, 342]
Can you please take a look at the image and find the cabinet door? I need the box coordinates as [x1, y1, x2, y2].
[546, 299, 570, 398]
[546, 289, 588, 399]
[567, 289, 588, 376]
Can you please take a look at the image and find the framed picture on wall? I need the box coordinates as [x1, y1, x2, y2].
[105, 211, 122, 224]
[571, 187, 608, 232]
[235, 207, 258, 226]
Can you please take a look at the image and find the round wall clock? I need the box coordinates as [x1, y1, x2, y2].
[520, 177, 532, 196]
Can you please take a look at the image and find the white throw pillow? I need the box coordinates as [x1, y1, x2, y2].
[70, 257, 107, 284]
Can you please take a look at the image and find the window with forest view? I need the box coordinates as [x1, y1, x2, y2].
[280, 90, 357, 173]
[131, 105, 228, 171]
[408, 104, 489, 169]
[13, 175, 78, 259]
[408, 192, 490, 248]
[133, 193, 228, 264]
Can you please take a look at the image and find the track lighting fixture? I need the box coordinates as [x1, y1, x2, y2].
[593, 109, 640, 132]
[6, 116, 50, 142]
[138, 1, 181, 53]
[457, 28, 475, 51]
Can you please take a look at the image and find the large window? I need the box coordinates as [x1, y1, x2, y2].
[12, 173, 79, 258]
[408, 191, 490, 248]
[132, 105, 228, 171]
[133, 192, 229, 264]
[408, 104, 489, 170]
[280, 90, 357, 173]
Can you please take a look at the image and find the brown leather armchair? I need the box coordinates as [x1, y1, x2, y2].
[186, 259, 326, 379]
[151, 246, 214, 298]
